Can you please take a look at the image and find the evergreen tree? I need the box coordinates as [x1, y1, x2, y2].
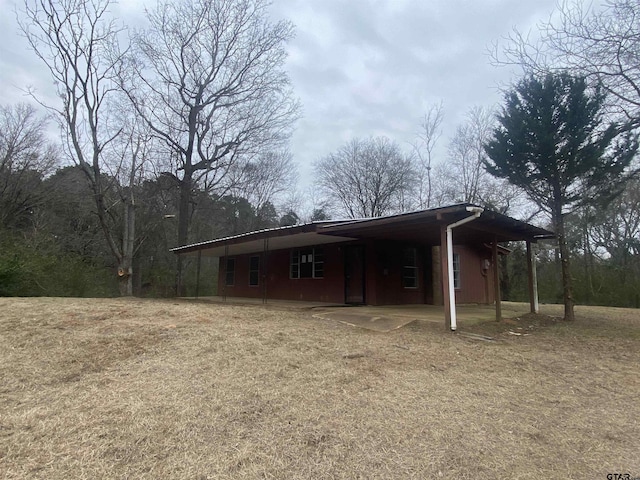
[484, 72, 638, 321]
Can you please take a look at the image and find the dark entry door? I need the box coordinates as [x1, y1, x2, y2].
[344, 245, 365, 304]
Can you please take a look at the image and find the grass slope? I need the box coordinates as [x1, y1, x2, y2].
[0, 298, 638, 479]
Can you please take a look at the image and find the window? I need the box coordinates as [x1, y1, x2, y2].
[249, 256, 260, 286]
[225, 258, 235, 286]
[453, 252, 460, 289]
[402, 247, 418, 288]
[313, 248, 324, 278]
[290, 247, 324, 279]
[290, 250, 300, 278]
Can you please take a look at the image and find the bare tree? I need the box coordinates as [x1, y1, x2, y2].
[315, 137, 416, 219]
[430, 106, 535, 217]
[122, 0, 300, 291]
[227, 149, 298, 228]
[20, 0, 144, 296]
[294, 186, 330, 223]
[493, 0, 640, 125]
[448, 108, 492, 203]
[412, 101, 444, 209]
[434, 106, 496, 204]
[0, 103, 57, 229]
[111, 114, 156, 294]
[590, 177, 640, 261]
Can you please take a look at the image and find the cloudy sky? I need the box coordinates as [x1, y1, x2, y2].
[0, 0, 559, 191]
[271, 0, 562, 190]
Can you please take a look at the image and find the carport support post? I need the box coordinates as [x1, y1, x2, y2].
[195, 249, 202, 299]
[223, 245, 228, 302]
[440, 225, 452, 329]
[262, 238, 269, 304]
[526, 240, 539, 314]
[493, 237, 501, 322]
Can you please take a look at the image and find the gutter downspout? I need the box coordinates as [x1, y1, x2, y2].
[446, 206, 484, 331]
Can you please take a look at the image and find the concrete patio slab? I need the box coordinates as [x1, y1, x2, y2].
[311, 311, 416, 332]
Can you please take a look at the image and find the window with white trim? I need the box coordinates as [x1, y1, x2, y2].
[290, 247, 324, 278]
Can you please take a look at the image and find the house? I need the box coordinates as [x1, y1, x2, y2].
[171, 203, 554, 330]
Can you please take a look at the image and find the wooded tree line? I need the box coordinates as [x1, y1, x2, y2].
[1, 0, 639, 312]
[1, 0, 300, 296]
[0, 103, 301, 297]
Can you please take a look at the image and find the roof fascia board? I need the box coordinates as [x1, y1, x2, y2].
[171, 222, 332, 255]
[463, 220, 553, 242]
[319, 204, 473, 234]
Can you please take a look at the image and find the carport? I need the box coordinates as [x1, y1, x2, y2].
[173, 203, 555, 331]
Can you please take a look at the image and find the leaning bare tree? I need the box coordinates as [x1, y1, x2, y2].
[494, 0, 640, 125]
[315, 137, 416, 219]
[21, 0, 143, 295]
[122, 0, 300, 292]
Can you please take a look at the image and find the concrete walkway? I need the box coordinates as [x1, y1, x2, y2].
[312, 303, 527, 332]
[182, 296, 529, 333]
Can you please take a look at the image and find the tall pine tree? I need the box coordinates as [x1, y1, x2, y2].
[484, 72, 638, 321]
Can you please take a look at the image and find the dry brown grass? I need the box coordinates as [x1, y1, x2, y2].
[1, 297, 638, 479]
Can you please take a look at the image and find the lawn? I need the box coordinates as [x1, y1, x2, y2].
[0, 298, 638, 479]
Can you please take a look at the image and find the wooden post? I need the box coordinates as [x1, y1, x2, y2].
[431, 246, 443, 305]
[526, 240, 539, 313]
[262, 238, 269, 304]
[493, 238, 501, 322]
[440, 225, 451, 329]
[223, 245, 228, 302]
[195, 249, 202, 299]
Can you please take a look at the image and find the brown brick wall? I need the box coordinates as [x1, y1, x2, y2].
[217, 240, 495, 305]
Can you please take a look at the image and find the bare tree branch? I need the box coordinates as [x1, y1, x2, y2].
[492, 0, 640, 125]
[315, 137, 416, 219]
[412, 101, 444, 209]
[20, 0, 145, 295]
[119, 0, 299, 293]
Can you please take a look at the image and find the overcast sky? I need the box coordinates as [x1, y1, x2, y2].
[0, 0, 560, 193]
[271, 0, 557, 181]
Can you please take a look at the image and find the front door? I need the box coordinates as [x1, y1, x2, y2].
[344, 245, 365, 304]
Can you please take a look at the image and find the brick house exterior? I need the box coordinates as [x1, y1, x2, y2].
[173, 204, 553, 315]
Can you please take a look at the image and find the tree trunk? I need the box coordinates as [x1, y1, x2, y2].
[554, 206, 575, 321]
[175, 171, 192, 296]
[426, 165, 432, 209]
[118, 264, 133, 296]
[582, 215, 594, 304]
[125, 202, 135, 296]
[118, 201, 135, 296]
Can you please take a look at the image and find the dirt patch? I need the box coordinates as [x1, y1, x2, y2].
[515, 311, 562, 325]
[466, 303, 640, 345]
[0, 298, 638, 479]
[465, 311, 561, 338]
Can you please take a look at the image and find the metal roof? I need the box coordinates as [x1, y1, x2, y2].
[171, 203, 554, 257]
[170, 220, 358, 257]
